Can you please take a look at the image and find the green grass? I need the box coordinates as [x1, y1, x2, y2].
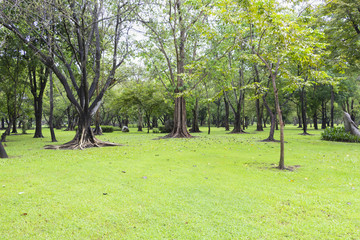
[1, 125, 359, 239]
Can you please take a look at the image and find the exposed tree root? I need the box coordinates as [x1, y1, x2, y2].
[44, 138, 120, 150]
[299, 132, 311, 136]
[260, 138, 280, 142]
[162, 132, 194, 139]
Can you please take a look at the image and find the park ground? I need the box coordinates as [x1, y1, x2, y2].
[0, 125, 359, 239]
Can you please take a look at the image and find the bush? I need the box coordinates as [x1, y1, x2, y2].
[321, 126, 360, 143]
[101, 126, 114, 133]
[152, 128, 160, 134]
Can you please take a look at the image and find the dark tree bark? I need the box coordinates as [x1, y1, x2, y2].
[214, 99, 221, 128]
[190, 97, 201, 133]
[29, 62, 49, 138]
[167, 96, 192, 138]
[297, 105, 302, 128]
[152, 117, 158, 128]
[1, 1, 131, 149]
[0, 141, 8, 158]
[321, 101, 327, 129]
[313, 111, 318, 130]
[223, 95, 230, 131]
[300, 86, 309, 135]
[1, 119, 5, 129]
[254, 65, 263, 131]
[49, 71, 57, 142]
[255, 97, 263, 131]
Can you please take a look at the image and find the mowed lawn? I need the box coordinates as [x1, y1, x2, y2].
[0, 125, 359, 239]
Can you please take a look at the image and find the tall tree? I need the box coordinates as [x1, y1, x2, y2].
[139, 0, 212, 138]
[27, 56, 49, 138]
[1, 0, 136, 149]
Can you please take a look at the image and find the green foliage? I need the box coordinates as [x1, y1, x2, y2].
[321, 126, 360, 143]
[152, 128, 160, 134]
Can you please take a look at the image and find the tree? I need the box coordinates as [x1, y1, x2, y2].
[1, 0, 136, 149]
[27, 55, 48, 138]
[138, 0, 213, 138]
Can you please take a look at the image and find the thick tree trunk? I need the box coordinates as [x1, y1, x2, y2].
[137, 108, 143, 131]
[0, 141, 8, 158]
[33, 97, 44, 138]
[11, 116, 17, 134]
[93, 111, 103, 135]
[45, 113, 118, 150]
[1, 118, 5, 129]
[190, 98, 200, 133]
[224, 96, 230, 131]
[167, 96, 192, 138]
[231, 110, 243, 133]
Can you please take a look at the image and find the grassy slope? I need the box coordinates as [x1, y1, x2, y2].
[0, 126, 359, 239]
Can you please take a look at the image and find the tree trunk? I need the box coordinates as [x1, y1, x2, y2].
[167, 96, 192, 138]
[270, 74, 285, 170]
[11, 115, 17, 134]
[137, 108, 143, 131]
[207, 99, 211, 135]
[297, 106, 302, 128]
[33, 96, 44, 138]
[93, 110, 103, 135]
[1, 118, 5, 129]
[256, 97, 263, 131]
[190, 97, 200, 133]
[49, 71, 57, 142]
[224, 95, 230, 131]
[321, 101, 327, 129]
[331, 86, 334, 128]
[45, 112, 118, 150]
[262, 96, 276, 141]
[300, 87, 309, 135]
[216, 99, 221, 128]
[152, 116, 158, 128]
[0, 141, 8, 158]
[313, 111, 318, 130]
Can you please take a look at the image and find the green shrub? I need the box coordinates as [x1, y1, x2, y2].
[101, 126, 114, 133]
[158, 125, 172, 133]
[321, 126, 360, 143]
[152, 128, 160, 134]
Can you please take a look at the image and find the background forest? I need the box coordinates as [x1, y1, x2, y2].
[0, 0, 359, 145]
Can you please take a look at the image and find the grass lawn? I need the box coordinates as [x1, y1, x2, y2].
[0, 125, 359, 239]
